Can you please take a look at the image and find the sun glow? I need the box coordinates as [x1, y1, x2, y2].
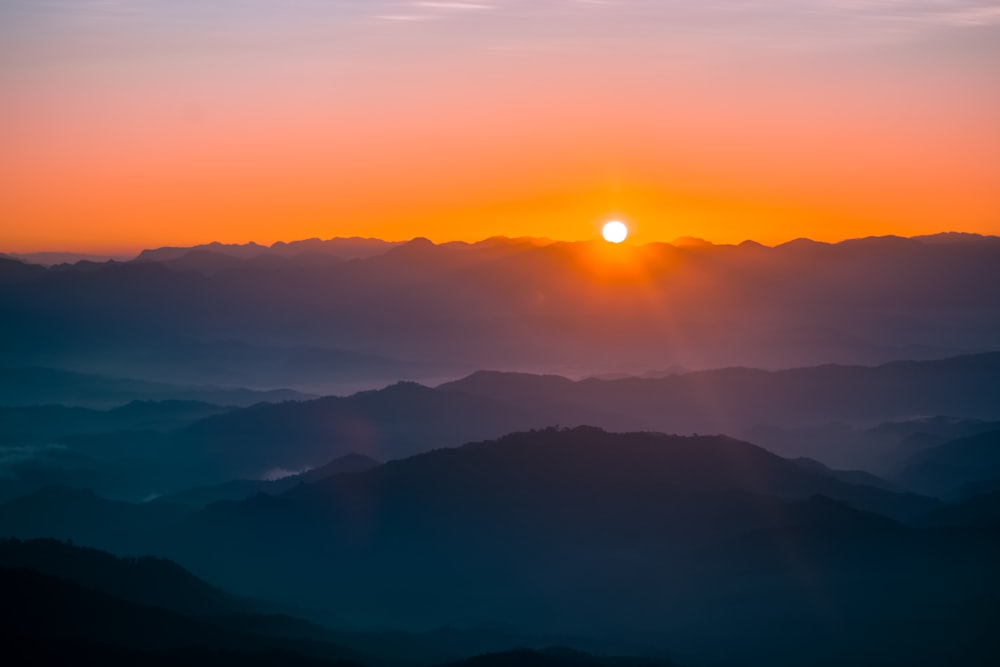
[602, 221, 628, 244]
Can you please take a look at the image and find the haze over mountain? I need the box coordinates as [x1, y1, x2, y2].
[3, 234, 997, 393]
[135, 237, 404, 263]
[3, 233, 999, 665]
[5, 0, 998, 658]
[892, 430, 1000, 499]
[0, 251, 135, 266]
[3, 351, 997, 502]
[161, 453, 382, 508]
[0, 367, 311, 409]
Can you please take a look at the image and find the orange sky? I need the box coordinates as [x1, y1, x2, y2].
[1, 2, 998, 253]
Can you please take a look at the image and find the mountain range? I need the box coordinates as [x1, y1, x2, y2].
[2, 427, 996, 665]
[0, 538, 682, 666]
[3, 233, 1000, 665]
[3, 234, 998, 392]
[3, 351, 990, 500]
[0, 366, 311, 409]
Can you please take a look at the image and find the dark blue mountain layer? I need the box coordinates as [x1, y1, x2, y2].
[3, 427, 993, 665]
[3, 235, 999, 388]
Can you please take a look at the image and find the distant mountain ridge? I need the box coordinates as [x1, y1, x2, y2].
[8, 232, 995, 268]
[0, 367, 311, 408]
[135, 237, 405, 263]
[4, 233, 998, 390]
[0, 400, 233, 445]
[440, 352, 1000, 428]
[18, 351, 997, 499]
[0, 251, 134, 266]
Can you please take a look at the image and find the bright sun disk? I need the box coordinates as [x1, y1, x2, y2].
[602, 221, 628, 244]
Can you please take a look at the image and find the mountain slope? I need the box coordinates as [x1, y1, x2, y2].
[892, 430, 1000, 498]
[0, 400, 232, 445]
[440, 353, 1000, 430]
[0, 367, 309, 409]
[0, 538, 253, 616]
[160, 453, 381, 507]
[1, 427, 995, 665]
[0, 568, 364, 666]
[47, 351, 1000, 499]
[59, 381, 550, 492]
[172, 428, 998, 663]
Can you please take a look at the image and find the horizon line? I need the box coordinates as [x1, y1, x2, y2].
[2, 230, 996, 261]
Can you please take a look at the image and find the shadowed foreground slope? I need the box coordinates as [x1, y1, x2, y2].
[3, 427, 997, 665]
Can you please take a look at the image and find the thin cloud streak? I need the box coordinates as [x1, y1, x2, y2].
[5, 2, 1000, 52]
[415, 2, 494, 9]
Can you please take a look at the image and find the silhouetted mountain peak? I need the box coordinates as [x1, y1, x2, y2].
[473, 235, 554, 249]
[670, 236, 714, 247]
[914, 232, 997, 245]
[294, 426, 926, 520]
[364, 380, 436, 399]
[439, 370, 577, 396]
[776, 237, 830, 250]
[370, 236, 442, 265]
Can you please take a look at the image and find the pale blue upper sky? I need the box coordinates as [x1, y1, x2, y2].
[4, 1, 1000, 62]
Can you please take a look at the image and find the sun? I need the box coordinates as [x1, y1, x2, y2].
[602, 220, 628, 244]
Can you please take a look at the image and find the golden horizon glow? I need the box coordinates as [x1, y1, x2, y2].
[1, 3, 997, 254]
[11, 227, 1000, 259]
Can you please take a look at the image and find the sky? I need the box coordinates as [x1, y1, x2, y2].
[1, 0, 998, 252]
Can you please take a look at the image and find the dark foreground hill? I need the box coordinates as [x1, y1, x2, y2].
[0, 539, 681, 666]
[0, 568, 365, 667]
[3, 428, 996, 665]
[442, 648, 678, 667]
[0, 538, 253, 616]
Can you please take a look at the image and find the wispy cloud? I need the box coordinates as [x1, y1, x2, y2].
[809, 0, 1000, 26]
[8, 1, 1000, 30]
[372, 0, 496, 22]
[373, 0, 494, 22]
[5, 1, 999, 54]
[755, 1, 1000, 29]
[415, 1, 494, 9]
[373, 14, 432, 22]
